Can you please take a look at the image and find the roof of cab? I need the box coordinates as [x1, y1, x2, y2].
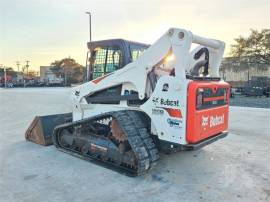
[87, 39, 150, 50]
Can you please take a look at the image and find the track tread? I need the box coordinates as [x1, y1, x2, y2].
[52, 110, 159, 176]
[125, 111, 160, 163]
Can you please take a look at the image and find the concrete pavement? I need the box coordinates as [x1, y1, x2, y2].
[0, 88, 269, 202]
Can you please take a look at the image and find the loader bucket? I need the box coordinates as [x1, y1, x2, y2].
[25, 113, 72, 146]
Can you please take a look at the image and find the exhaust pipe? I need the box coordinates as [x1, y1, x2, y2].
[25, 113, 72, 146]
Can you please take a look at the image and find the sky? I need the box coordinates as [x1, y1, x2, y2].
[0, 0, 269, 71]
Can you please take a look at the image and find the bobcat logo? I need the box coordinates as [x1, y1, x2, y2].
[152, 97, 159, 105]
[210, 115, 224, 127]
[202, 116, 209, 127]
[201, 115, 224, 128]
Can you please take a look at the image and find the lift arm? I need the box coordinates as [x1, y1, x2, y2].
[76, 28, 225, 103]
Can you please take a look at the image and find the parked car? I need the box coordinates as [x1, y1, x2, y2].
[244, 77, 269, 97]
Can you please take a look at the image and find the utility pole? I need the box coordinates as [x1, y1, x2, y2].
[25, 60, 30, 76]
[15, 61, 20, 83]
[15, 61, 20, 72]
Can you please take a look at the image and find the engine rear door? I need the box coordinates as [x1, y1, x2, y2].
[186, 81, 230, 143]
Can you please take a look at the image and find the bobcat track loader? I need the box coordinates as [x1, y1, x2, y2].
[26, 28, 230, 176]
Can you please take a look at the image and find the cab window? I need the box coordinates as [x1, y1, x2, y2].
[92, 46, 122, 79]
[130, 45, 147, 61]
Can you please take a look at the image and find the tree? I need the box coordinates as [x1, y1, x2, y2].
[230, 29, 270, 65]
[28, 70, 39, 78]
[50, 58, 85, 85]
[0, 67, 17, 77]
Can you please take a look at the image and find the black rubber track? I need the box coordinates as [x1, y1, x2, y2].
[123, 111, 159, 163]
[52, 110, 159, 176]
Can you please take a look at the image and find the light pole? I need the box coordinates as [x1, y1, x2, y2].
[85, 11, 92, 81]
[85, 11, 92, 43]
